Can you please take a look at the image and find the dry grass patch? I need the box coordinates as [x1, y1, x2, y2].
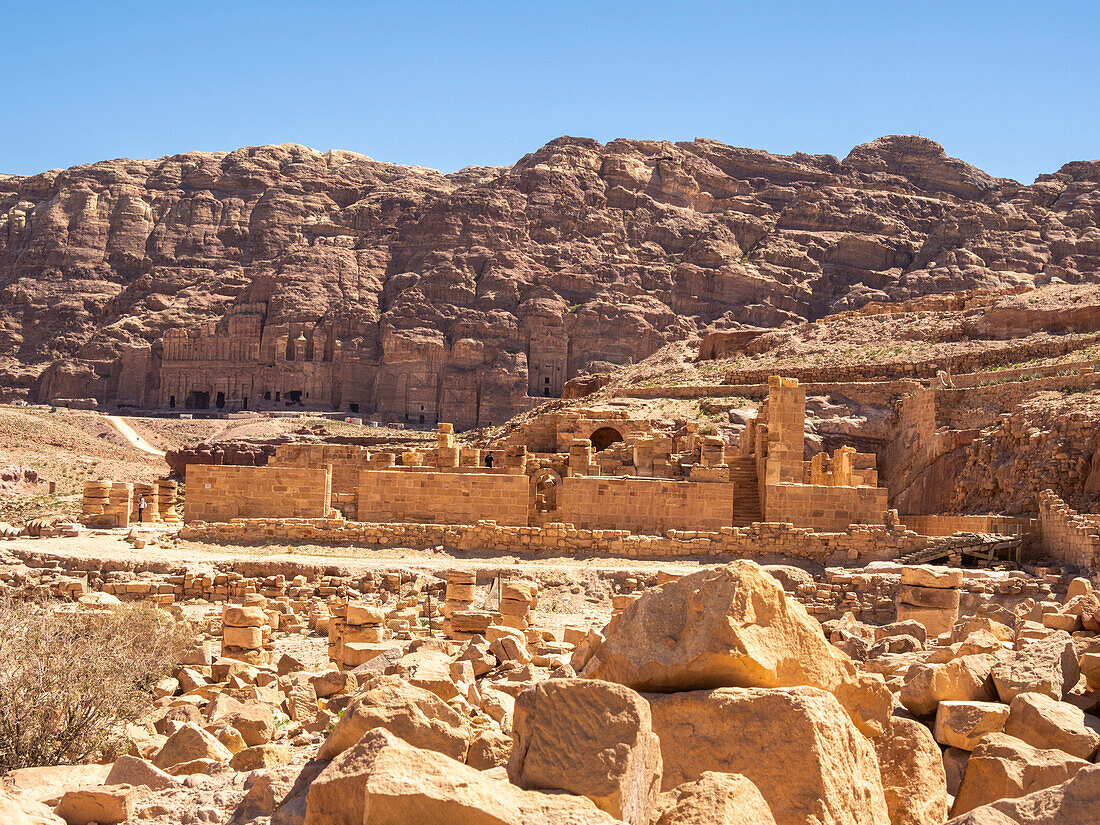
[0, 598, 194, 771]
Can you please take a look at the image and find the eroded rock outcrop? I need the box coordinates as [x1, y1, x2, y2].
[8, 135, 1100, 425]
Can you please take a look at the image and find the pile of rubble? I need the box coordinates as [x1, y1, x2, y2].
[4, 560, 1100, 824]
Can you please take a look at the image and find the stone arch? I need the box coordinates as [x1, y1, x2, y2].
[531, 468, 563, 514]
[590, 426, 624, 452]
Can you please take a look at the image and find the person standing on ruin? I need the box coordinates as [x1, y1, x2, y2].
[138, 495, 147, 523]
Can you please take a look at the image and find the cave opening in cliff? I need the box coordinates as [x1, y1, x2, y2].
[590, 426, 623, 452]
[287, 390, 303, 405]
[215, 392, 226, 409]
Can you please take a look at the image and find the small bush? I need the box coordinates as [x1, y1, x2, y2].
[0, 597, 194, 771]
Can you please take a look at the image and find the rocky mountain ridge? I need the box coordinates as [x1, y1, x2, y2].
[3, 134, 1100, 423]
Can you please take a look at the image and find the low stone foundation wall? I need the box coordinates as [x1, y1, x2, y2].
[179, 516, 931, 564]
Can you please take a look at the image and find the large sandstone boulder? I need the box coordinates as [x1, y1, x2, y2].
[152, 722, 233, 771]
[582, 560, 891, 736]
[305, 728, 619, 825]
[0, 789, 63, 825]
[508, 679, 661, 825]
[215, 700, 276, 747]
[646, 686, 889, 825]
[651, 771, 776, 825]
[1004, 691, 1100, 759]
[317, 674, 472, 761]
[54, 787, 136, 825]
[945, 762, 1100, 824]
[873, 713, 949, 825]
[934, 701, 1010, 751]
[952, 733, 1089, 816]
[103, 756, 177, 791]
[900, 655, 999, 717]
[990, 633, 1079, 703]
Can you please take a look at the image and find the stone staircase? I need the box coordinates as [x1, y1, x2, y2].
[729, 457, 763, 527]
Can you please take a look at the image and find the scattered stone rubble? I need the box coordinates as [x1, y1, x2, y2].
[3, 556, 1100, 824]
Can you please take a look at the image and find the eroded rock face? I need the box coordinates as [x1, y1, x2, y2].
[508, 678, 662, 825]
[646, 686, 890, 825]
[951, 732, 1089, 817]
[316, 673, 472, 761]
[7, 135, 1100, 422]
[651, 771, 777, 825]
[945, 762, 1100, 824]
[873, 713, 950, 825]
[305, 728, 618, 825]
[581, 560, 891, 736]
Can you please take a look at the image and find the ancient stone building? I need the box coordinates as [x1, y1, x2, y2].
[174, 376, 895, 537]
[158, 308, 339, 411]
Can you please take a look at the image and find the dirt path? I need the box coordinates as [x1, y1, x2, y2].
[13, 531, 723, 577]
[105, 415, 166, 457]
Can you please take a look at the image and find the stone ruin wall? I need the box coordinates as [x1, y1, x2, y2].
[179, 516, 930, 567]
[357, 470, 531, 527]
[1038, 491, 1100, 571]
[885, 367, 1100, 516]
[172, 375, 902, 543]
[184, 465, 333, 522]
[767, 483, 890, 533]
[557, 476, 737, 534]
[719, 332, 1100, 383]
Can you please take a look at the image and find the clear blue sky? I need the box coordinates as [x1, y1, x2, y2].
[4, 1, 1097, 182]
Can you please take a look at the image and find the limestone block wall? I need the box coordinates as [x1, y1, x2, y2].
[270, 443, 373, 518]
[901, 514, 1036, 537]
[185, 465, 332, 522]
[1038, 490, 1100, 572]
[179, 516, 930, 565]
[766, 483, 888, 532]
[356, 469, 530, 527]
[558, 476, 735, 533]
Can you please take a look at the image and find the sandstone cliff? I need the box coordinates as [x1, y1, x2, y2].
[4, 135, 1100, 426]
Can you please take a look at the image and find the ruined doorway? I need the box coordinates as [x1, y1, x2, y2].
[590, 426, 624, 452]
[168, 395, 176, 409]
[287, 390, 303, 405]
[215, 391, 226, 409]
[532, 469, 562, 514]
[185, 391, 210, 410]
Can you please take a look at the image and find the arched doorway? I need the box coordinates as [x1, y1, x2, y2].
[590, 426, 624, 452]
[531, 469, 563, 516]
